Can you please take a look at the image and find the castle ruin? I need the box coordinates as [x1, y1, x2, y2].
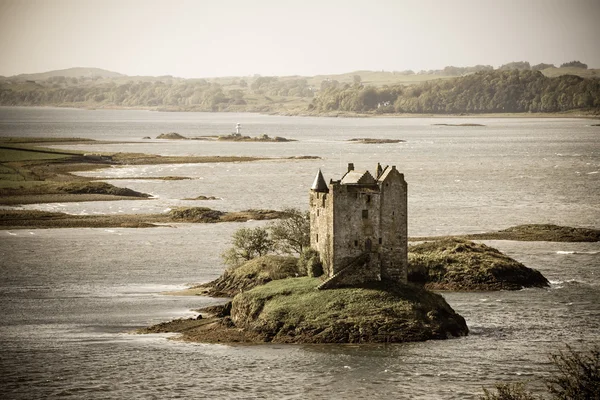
[309, 163, 408, 289]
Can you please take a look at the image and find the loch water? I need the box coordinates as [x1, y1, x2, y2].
[0, 107, 599, 399]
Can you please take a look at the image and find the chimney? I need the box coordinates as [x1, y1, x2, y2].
[376, 163, 383, 178]
[347, 163, 354, 172]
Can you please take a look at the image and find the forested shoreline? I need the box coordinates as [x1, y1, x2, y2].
[1, 68, 598, 115]
[311, 70, 600, 114]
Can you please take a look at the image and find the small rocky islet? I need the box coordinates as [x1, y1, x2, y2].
[155, 132, 295, 142]
[407, 238, 549, 290]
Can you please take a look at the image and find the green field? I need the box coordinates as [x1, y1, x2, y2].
[0, 148, 72, 163]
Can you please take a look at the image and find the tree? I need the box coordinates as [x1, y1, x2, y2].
[532, 63, 555, 71]
[353, 75, 362, 86]
[480, 382, 538, 400]
[481, 346, 600, 400]
[221, 227, 274, 268]
[269, 208, 310, 255]
[560, 61, 588, 69]
[546, 345, 600, 399]
[499, 61, 531, 71]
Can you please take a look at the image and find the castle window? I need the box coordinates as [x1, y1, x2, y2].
[362, 209, 368, 219]
[317, 209, 319, 216]
[354, 240, 358, 247]
[379, 238, 382, 244]
[366, 195, 371, 204]
[316, 234, 319, 243]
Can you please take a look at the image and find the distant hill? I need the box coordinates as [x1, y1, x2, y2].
[10, 67, 124, 81]
[0, 63, 598, 115]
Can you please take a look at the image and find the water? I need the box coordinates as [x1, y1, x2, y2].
[1, 107, 599, 399]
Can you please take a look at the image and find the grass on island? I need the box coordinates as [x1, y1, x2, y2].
[408, 238, 549, 290]
[227, 277, 469, 343]
[411, 224, 600, 243]
[197, 255, 302, 297]
[466, 224, 600, 242]
[431, 123, 486, 127]
[348, 138, 405, 144]
[192, 238, 551, 300]
[144, 276, 469, 344]
[0, 207, 284, 229]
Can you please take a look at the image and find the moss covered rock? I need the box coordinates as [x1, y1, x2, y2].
[54, 181, 150, 197]
[156, 132, 187, 139]
[169, 207, 224, 222]
[408, 238, 549, 290]
[200, 255, 303, 297]
[230, 277, 468, 343]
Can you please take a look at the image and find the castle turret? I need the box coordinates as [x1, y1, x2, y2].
[311, 169, 328, 193]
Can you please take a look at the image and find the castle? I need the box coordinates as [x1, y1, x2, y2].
[309, 163, 408, 289]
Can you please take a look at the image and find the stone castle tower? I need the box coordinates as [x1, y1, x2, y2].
[309, 163, 408, 289]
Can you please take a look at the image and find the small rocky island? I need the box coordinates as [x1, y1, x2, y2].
[148, 281, 468, 344]
[432, 123, 486, 127]
[155, 132, 295, 142]
[348, 138, 405, 144]
[156, 132, 187, 139]
[408, 238, 549, 290]
[216, 133, 295, 142]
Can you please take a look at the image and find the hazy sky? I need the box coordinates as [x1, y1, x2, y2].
[1, 0, 599, 78]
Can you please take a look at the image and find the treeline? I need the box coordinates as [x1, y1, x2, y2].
[0, 76, 314, 111]
[409, 60, 587, 76]
[309, 70, 600, 114]
[1, 67, 598, 114]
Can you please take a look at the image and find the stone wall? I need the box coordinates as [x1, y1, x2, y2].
[332, 184, 381, 279]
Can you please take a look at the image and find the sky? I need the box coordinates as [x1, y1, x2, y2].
[0, 0, 599, 78]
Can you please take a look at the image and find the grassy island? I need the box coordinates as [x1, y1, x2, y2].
[216, 133, 295, 142]
[143, 276, 468, 344]
[154, 132, 295, 142]
[411, 224, 600, 243]
[432, 123, 485, 127]
[408, 239, 549, 290]
[348, 138, 405, 144]
[464, 224, 600, 242]
[0, 207, 284, 229]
